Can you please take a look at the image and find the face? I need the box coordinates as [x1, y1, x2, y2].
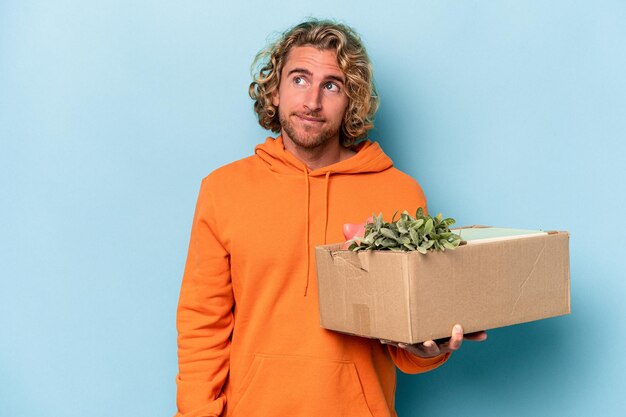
[272, 46, 349, 150]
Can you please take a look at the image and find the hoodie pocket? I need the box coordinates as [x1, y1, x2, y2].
[230, 353, 375, 417]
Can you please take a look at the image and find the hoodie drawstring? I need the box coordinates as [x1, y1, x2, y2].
[303, 169, 332, 297]
[323, 171, 330, 245]
[304, 168, 311, 296]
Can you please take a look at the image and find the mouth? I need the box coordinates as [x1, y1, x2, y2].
[295, 114, 325, 124]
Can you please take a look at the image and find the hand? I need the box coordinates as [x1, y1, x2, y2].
[380, 324, 487, 358]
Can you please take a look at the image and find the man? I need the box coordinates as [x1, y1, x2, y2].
[175, 19, 486, 417]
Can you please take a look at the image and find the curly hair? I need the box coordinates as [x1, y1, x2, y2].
[249, 19, 379, 147]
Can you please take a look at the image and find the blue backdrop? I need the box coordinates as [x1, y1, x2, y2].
[1, 1, 624, 416]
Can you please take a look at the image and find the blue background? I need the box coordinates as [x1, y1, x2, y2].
[1, 1, 624, 416]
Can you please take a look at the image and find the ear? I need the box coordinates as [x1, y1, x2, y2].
[271, 88, 280, 107]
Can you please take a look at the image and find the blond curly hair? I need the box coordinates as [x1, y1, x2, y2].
[249, 19, 379, 147]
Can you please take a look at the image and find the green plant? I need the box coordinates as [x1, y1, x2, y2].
[347, 207, 462, 254]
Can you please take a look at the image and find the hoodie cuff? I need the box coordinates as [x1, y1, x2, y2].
[388, 345, 451, 374]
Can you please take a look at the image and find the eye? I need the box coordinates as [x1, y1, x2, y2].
[293, 76, 307, 86]
[324, 82, 340, 92]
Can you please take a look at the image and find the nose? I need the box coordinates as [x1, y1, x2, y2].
[303, 86, 322, 112]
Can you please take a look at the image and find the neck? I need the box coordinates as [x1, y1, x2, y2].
[281, 135, 356, 171]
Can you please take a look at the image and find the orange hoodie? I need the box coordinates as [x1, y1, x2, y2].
[175, 136, 450, 417]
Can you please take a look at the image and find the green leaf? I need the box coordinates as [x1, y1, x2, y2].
[376, 213, 383, 229]
[424, 218, 434, 235]
[443, 218, 456, 227]
[380, 228, 398, 240]
[382, 238, 397, 247]
[411, 219, 424, 229]
[442, 240, 456, 249]
[397, 220, 408, 234]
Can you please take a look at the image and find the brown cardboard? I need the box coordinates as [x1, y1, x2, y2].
[315, 228, 570, 344]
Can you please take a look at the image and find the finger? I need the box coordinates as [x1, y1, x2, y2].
[398, 341, 440, 358]
[421, 340, 441, 357]
[397, 341, 436, 357]
[463, 331, 488, 341]
[446, 324, 464, 351]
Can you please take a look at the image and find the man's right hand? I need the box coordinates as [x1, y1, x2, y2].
[381, 324, 487, 358]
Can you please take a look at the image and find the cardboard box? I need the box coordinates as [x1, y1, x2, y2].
[315, 227, 570, 344]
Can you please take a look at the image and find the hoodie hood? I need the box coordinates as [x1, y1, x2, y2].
[255, 135, 393, 176]
[254, 136, 393, 295]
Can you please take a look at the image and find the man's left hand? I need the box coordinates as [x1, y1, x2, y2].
[380, 324, 487, 358]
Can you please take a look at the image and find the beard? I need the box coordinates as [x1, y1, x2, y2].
[279, 111, 340, 150]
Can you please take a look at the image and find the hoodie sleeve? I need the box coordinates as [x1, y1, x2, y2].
[175, 177, 234, 417]
[387, 346, 451, 374]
